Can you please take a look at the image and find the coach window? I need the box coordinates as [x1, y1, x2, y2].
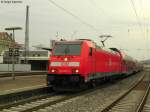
[89, 47, 92, 56]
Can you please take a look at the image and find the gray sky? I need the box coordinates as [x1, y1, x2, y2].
[0, 0, 150, 60]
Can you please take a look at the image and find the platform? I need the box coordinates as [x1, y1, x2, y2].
[0, 71, 47, 78]
[0, 75, 46, 95]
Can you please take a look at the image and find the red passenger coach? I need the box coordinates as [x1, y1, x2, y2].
[47, 39, 142, 89]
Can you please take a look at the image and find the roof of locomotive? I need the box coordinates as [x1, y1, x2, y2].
[55, 39, 121, 54]
[54, 39, 96, 45]
[55, 40, 83, 44]
[54, 39, 137, 62]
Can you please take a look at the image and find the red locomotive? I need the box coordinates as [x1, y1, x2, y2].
[47, 39, 143, 89]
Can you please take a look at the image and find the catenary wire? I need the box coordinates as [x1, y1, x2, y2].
[47, 0, 99, 33]
[129, 0, 143, 33]
[138, 0, 149, 59]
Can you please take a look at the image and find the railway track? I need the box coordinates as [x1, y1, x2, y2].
[0, 76, 121, 112]
[139, 71, 150, 112]
[2, 93, 71, 112]
[100, 71, 150, 112]
[0, 88, 99, 112]
[1, 71, 146, 112]
[142, 87, 150, 112]
[1, 81, 112, 112]
[0, 87, 51, 110]
[32, 72, 146, 112]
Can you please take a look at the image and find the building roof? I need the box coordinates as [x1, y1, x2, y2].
[0, 32, 21, 54]
[0, 32, 13, 41]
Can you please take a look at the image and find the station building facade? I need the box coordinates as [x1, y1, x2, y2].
[3, 50, 50, 70]
[0, 32, 22, 63]
[0, 32, 50, 71]
[0, 32, 13, 54]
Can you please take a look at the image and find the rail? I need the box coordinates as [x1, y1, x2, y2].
[136, 72, 150, 112]
[0, 86, 50, 110]
[101, 71, 147, 112]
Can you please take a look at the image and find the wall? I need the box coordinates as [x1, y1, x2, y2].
[0, 56, 3, 63]
[0, 64, 31, 71]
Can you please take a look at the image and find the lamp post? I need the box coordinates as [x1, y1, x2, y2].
[5, 27, 22, 80]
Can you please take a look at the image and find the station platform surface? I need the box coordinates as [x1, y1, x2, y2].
[0, 71, 47, 74]
[0, 75, 46, 95]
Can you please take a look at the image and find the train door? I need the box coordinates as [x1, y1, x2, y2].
[89, 47, 96, 74]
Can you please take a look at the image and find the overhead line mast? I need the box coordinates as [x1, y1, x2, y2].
[25, 5, 29, 64]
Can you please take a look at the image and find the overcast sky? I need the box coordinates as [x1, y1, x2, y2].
[0, 0, 150, 60]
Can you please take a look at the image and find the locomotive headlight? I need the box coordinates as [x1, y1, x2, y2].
[51, 68, 57, 73]
[72, 68, 79, 73]
[75, 69, 79, 73]
[64, 58, 68, 61]
[51, 69, 55, 73]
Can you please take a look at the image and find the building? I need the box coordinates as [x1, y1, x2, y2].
[0, 32, 21, 63]
[3, 50, 50, 70]
[0, 32, 13, 63]
[0, 32, 50, 70]
[0, 32, 13, 54]
[19, 50, 50, 70]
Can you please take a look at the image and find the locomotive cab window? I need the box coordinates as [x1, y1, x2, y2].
[89, 47, 92, 56]
[53, 43, 82, 56]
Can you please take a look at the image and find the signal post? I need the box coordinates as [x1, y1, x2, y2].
[5, 27, 22, 80]
[9, 47, 19, 80]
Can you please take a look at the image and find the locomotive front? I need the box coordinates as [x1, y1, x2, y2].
[47, 40, 86, 88]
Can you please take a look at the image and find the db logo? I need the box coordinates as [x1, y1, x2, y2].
[61, 62, 69, 66]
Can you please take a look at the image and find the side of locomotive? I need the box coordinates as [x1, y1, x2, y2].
[47, 39, 142, 89]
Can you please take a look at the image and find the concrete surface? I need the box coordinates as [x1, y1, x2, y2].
[0, 75, 46, 94]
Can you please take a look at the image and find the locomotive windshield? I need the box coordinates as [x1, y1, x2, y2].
[53, 44, 82, 56]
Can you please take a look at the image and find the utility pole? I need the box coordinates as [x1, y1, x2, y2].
[25, 5, 29, 64]
[5, 27, 22, 80]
